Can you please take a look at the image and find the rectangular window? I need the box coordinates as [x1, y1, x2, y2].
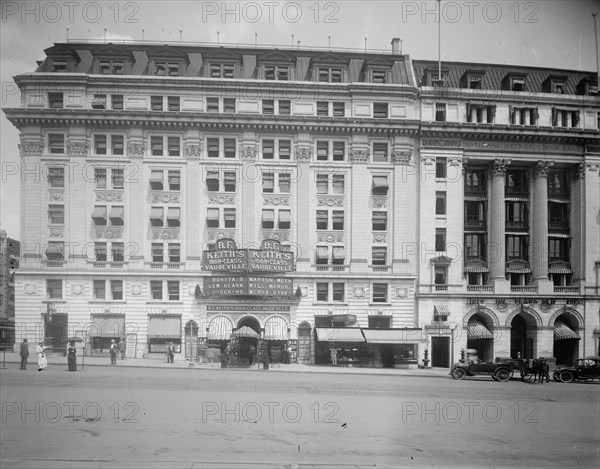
[316, 141, 329, 161]
[263, 140, 274, 159]
[279, 100, 291, 115]
[278, 140, 291, 159]
[48, 167, 64, 187]
[317, 101, 329, 117]
[206, 97, 219, 112]
[206, 208, 219, 228]
[168, 281, 179, 301]
[92, 94, 106, 110]
[47, 279, 62, 299]
[109, 206, 124, 226]
[93, 280, 105, 300]
[465, 234, 482, 260]
[223, 172, 236, 192]
[151, 136, 163, 156]
[465, 201, 485, 227]
[435, 103, 447, 122]
[112, 94, 123, 110]
[333, 102, 345, 117]
[92, 206, 107, 226]
[207, 138, 219, 158]
[150, 280, 162, 300]
[168, 171, 180, 191]
[223, 98, 236, 113]
[434, 266, 447, 285]
[278, 210, 291, 229]
[506, 170, 528, 194]
[468, 76, 482, 89]
[465, 168, 485, 192]
[316, 282, 328, 301]
[95, 242, 107, 262]
[151, 96, 163, 111]
[372, 142, 388, 162]
[373, 103, 389, 118]
[169, 243, 180, 263]
[224, 138, 236, 158]
[48, 92, 63, 108]
[224, 208, 236, 228]
[506, 235, 528, 261]
[262, 173, 274, 193]
[279, 173, 291, 193]
[48, 205, 64, 224]
[168, 137, 180, 157]
[372, 247, 387, 265]
[332, 142, 345, 161]
[150, 170, 163, 190]
[262, 209, 274, 229]
[332, 211, 344, 230]
[318, 67, 343, 83]
[436, 191, 447, 215]
[206, 171, 219, 192]
[315, 246, 328, 265]
[436, 157, 447, 178]
[46, 241, 64, 261]
[152, 243, 164, 263]
[111, 168, 124, 189]
[150, 207, 164, 227]
[167, 96, 180, 112]
[316, 210, 328, 230]
[316, 174, 328, 194]
[95, 168, 107, 188]
[332, 283, 345, 302]
[332, 174, 344, 194]
[549, 238, 568, 262]
[372, 70, 387, 83]
[111, 280, 123, 300]
[166, 207, 181, 228]
[331, 246, 345, 265]
[372, 283, 388, 303]
[52, 62, 67, 72]
[48, 134, 65, 154]
[435, 228, 446, 251]
[372, 175, 389, 195]
[111, 135, 124, 155]
[262, 99, 274, 115]
[372, 211, 387, 231]
[94, 135, 107, 155]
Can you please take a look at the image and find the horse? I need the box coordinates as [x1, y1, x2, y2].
[530, 359, 550, 384]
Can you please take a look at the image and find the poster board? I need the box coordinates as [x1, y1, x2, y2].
[125, 333, 137, 358]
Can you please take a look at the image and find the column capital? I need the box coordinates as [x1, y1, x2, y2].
[491, 158, 511, 177]
[533, 160, 554, 178]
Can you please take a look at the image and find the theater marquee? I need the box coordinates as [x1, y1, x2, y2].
[202, 238, 295, 273]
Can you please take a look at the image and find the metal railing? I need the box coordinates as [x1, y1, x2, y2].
[510, 285, 538, 293]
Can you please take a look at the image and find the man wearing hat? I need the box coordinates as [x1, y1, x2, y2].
[19, 338, 29, 370]
[109, 339, 118, 365]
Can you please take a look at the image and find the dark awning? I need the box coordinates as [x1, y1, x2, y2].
[468, 318, 493, 340]
[362, 329, 419, 344]
[554, 320, 580, 340]
[316, 328, 365, 342]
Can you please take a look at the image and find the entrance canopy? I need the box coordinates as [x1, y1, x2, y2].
[468, 318, 493, 340]
[316, 328, 365, 342]
[231, 326, 260, 338]
[554, 319, 580, 340]
[362, 329, 419, 344]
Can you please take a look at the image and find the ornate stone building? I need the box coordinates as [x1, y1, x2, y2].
[3, 41, 599, 367]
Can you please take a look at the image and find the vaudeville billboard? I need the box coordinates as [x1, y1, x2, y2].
[201, 238, 295, 273]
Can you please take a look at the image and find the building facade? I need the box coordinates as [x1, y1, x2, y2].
[0, 230, 19, 349]
[3, 40, 599, 367]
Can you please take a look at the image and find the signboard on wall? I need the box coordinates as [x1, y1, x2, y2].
[202, 239, 295, 273]
[204, 276, 293, 297]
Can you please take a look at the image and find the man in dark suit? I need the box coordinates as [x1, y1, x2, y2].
[19, 339, 29, 370]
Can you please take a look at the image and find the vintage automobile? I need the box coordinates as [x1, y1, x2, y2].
[450, 361, 514, 382]
[553, 356, 600, 383]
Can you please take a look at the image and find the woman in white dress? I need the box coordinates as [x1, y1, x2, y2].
[37, 342, 48, 371]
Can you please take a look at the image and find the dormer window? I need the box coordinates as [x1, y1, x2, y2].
[155, 62, 179, 76]
[317, 67, 343, 83]
[372, 69, 387, 84]
[264, 65, 289, 80]
[509, 76, 526, 91]
[426, 69, 448, 86]
[553, 82, 564, 94]
[52, 61, 67, 72]
[100, 61, 124, 75]
[210, 63, 235, 78]
[468, 76, 482, 89]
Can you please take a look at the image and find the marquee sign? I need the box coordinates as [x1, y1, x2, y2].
[202, 238, 295, 273]
[203, 276, 294, 297]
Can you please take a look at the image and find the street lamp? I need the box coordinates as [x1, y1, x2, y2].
[449, 323, 457, 367]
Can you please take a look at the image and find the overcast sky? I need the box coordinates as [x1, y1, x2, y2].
[1, 0, 599, 238]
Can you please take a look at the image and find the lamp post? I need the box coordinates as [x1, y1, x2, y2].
[449, 323, 457, 367]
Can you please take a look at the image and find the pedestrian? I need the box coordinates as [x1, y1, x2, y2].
[19, 338, 29, 370]
[330, 347, 337, 366]
[109, 339, 118, 365]
[285, 343, 292, 364]
[67, 341, 77, 372]
[221, 344, 230, 368]
[118, 338, 126, 360]
[37, 341, 48, 371]
[248, 343, 256, 365]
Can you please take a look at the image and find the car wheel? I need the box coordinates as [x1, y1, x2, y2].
[495, 369, 511, 382]
[451, 368, 466, 380]
[559, 370, 574, 383]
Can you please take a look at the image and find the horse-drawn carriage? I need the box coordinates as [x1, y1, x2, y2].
[494, 357, 556, 383]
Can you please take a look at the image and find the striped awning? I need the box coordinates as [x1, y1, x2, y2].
[148, 315, 181, 339]
[264, 316, 288, 340]
[554, 320, 580, 340]
[90, 315, 125, 338]
[208, 315, 233, 339]
[468, 319, 493, 340]
[316, 328, 365, 343]
[231, 326, 260, 338]
[434, 305, 450, 315]
[548, 267, 572, 274]
[362, 329, 418, 344]
[464, 265, 489, 273]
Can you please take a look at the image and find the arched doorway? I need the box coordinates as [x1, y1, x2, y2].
[235, 316, 261, 366]
[467, 313, 494, 362]
[553, 313, 580, 366]
[510, 312, 537, 359]
[297, 322, 312, 363]
[184, 320, 198, 360]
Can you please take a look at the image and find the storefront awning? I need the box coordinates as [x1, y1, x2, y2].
[554, 320, 580, 340]
[208, 315, 233, 339]
[264, 316, 288, 340]
[232, 326, 260, 338]
[90, 315, 125, 338]
[316, 328, 365, 343]
[362, 329, 419, 344]
[468, 318, 494, 340]
[148, 315, 181, 339]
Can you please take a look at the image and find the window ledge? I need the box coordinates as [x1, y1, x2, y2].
[89, 300, 127, 304]
[145, 301, 184, 305]
[369, 303, 391, 306]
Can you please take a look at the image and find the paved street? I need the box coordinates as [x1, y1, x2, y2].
[1, 366, 598, 469]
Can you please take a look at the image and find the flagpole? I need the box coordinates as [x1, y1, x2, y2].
[593, 12, 599, 89]
[438, 0, 442, 80]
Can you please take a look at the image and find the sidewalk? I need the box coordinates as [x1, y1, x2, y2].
[0, 351, 451, 378]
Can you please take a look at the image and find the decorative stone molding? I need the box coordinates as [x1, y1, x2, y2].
[184, 143, 202, 159]
[576, 162, 586, 179]
[151, 192, 180, 203]
[396, 287, 408, 299]
[372, 233, 387, 243]
[448, 156, 463, 168]
[208, 230, 236, 241]
[350, 149, 369, 163]
[263, 195, 290, 206]
[71, 284, 84, 296]
[240, 145, 257, 159]
[131, 284, 142, 296]
[20, 141, 44, 156]
[48, 227, 64, 238]
[151, 228, 180, 240]
[316, 232, 344, 243]
[96, 190, 124, 202]
[372, 197, 387, 209]
[128, 142, 146, 158]
[296, 146, 313, 161]
[586, 161, 600, 172]
[491, 158, 511, 177]
[208, 194, 235, 204]
[534, 160, 554, 178]
[24, 283, 38, 295]
[67, 141, 89, 156]
[316, 196, 344, 207]
[353, 287, 367, 298]
[95, 228, 124, 239]
[48, 190, 64, 201]
[392, 150, 414, 165]
[262, 231, 290, 242]
[421, 155, 435, 166]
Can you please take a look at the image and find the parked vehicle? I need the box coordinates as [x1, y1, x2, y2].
[553, 356, 600, 383]
[450, 361, 514, 382]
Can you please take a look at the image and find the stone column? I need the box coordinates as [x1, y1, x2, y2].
[531, 161, 553, 293]
[488, 159, 511, 293]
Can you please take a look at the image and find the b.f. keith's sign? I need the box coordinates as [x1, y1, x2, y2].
[201, 239, 295, 273]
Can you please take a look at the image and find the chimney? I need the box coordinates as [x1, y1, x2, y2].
[391, 37, 401, 54]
